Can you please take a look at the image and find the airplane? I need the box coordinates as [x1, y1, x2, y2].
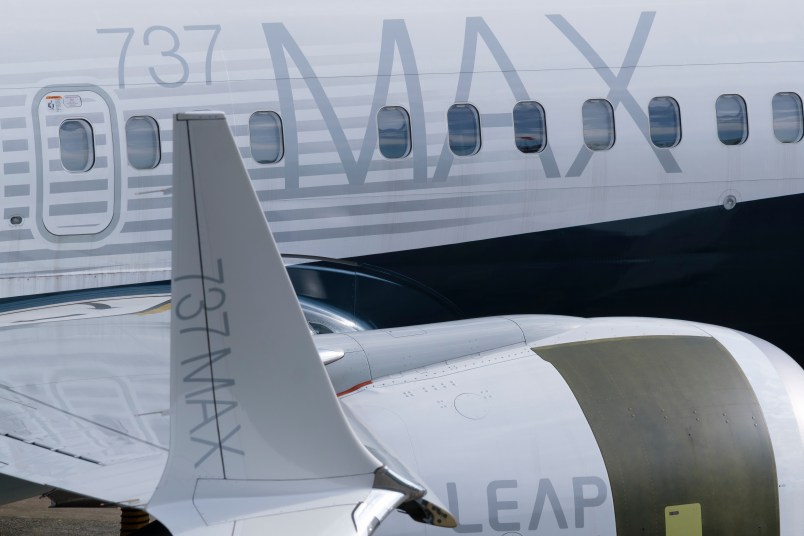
[1, 0, 804, 362]
[0, 111, 800, 535]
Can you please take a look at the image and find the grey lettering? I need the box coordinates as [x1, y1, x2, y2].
[97, 28, 135, 89]
[176, 259, 241, 473]
[446, 482, 483, 533]
[190, 425, 244, 468]
[176, 287, 225, 321]
[487, 480, 520, 532]
[185, 377, 235, 400]
[174, 258, 225, 284]
[99, 26, 221, 89]
[144, 26, 190, 87]
[187, 399, 238, 434]
[184, 25, 222, 85]
[548, 12, 681, 176]
[529, 478, 569, 530]
[182, 348, 232, 379]
[572, 476, 607, 528]
[433, 17, 561, 181]
[262, 19, 425, 188]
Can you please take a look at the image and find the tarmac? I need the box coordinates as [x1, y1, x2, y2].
[0, 497, 120, 535]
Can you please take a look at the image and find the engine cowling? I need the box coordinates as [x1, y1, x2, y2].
[323, 315, 804, 534]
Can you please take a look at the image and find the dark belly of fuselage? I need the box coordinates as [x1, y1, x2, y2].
[288, 192, 804, 363]
[6, 193, 798, 365]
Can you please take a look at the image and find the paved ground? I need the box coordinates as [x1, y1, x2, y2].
[0, 497, 120, 535]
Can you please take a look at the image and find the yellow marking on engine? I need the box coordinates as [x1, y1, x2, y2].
[665, 503, 702, 536]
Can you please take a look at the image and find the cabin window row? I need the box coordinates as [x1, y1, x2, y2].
[580, 92, 804, 151]
[58, 93, 804, 174]
[59, 115, 163, 173]
[713, 92, 804, 146]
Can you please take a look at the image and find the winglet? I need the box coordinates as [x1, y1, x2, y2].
[147, 112, 420, 535]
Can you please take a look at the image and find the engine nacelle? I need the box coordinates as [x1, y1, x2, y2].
[322, 315, 804, 534]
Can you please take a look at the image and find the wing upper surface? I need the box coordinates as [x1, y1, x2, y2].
[0, 299, 171, 505]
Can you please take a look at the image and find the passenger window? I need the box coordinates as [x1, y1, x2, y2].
[648, 97, 681, 148]
[582, 99, 615, 151]
[772, 92, 804, 143]
[377, 106, 411, 159]
[513, 101, 547, 153]
[716, 94, 748, 145]
[59, 119, 95, 172]
[249, 111, 284, 164]
[126, 116, 161, 169]
[448, 103, 481, 156]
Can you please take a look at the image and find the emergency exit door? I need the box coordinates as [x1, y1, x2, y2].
[36, 88, 118, 238]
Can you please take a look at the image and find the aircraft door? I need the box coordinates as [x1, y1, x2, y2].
[36, 88, 119, 239]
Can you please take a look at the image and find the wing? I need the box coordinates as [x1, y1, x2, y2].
[0, 111, 452, 536]
[0, 292, 171, 506]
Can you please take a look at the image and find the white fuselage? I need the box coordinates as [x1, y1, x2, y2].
[1, 0, 803, 297]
